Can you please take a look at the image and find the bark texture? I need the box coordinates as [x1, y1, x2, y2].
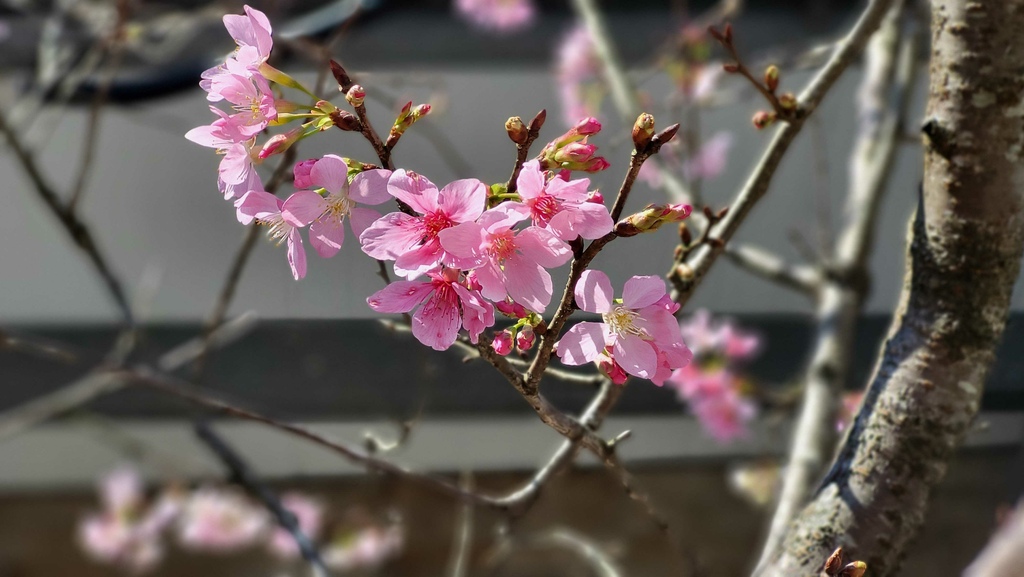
[760, 1, 1024, 575]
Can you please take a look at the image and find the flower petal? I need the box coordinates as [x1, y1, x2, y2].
[411, 290, 461, 351]
[309, 218, 344, 258]
[310, 154, 349, 194]
[287, 228, 307, 280]
[575, 269, 614, 314]
[613, 333, 658, 379]
[516, 226, 572, 268]
[555, 321, 608, 365]
[438, 179, 487, 222]
[366, 281, 432, 313]
[504, 254, 552, 312]
[348, 207, 381, 240]
[622, 275, 666, 309]
[514, 160, 545, 200]
[359, 212, 423, 260]
[388, 170, 439, 214]
[438, 222, 485, 260]
[281, 191, 327, 227]
[349, 169, 393, 205]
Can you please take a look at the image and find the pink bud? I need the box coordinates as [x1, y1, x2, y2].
[412, 104, 431, 118]
[464, 270, 482, 291]
[495, 300, 527, 319]
[574, 116, 602, 135]
[345, 84, 366, 107]
[597, 353, 628, 385]
[582, 157, 611, 172]
[258, 129, 303, 160]
[293, 159, 318, 189]
[516, 326, 535, 351]
[492, 330, 513, 356]
[586, 189, 604, 204]
[554, 142, 597, 163]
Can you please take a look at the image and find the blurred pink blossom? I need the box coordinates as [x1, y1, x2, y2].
[455, 0, 536, 32]
[268, 492, 325, 559]
[684, 131, 733, 182]
[555, 26, 600, 124]
[323, 524, 404, 571]
[176, 487, 269, 552]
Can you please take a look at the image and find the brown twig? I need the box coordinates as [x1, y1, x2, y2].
[505, 109, 547, 194]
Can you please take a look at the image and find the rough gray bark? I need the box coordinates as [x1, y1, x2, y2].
[759, 1, 1024, 575]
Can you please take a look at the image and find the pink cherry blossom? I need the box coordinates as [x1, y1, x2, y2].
[455, 0, 536, 32]
[684, 131, 733, 182]
[689, 380, 757, 442]
[223, 5, 273, 68]
[207, 71, 278, 137]
[293, 158, 318, 189]
[323, 524, 404, 571]
[504, 160, 613, 241]
[556, 270, 692, 382]
[185, 108, 264, 200]
[439, 206, 572, 312]
[268, 492, 324, 559]
[360, 170, 487, 279]
[281, 158, 392, 259]
[176, 487, 269, 552]
[492, 329, 514, 355]
[236, 189, 307, 280]
[679, 309, 760, 359]
[77, 468, 182, 573]
[367, 267, 495, 351]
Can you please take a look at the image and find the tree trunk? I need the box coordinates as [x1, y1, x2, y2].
[759, 1, 1024, 575]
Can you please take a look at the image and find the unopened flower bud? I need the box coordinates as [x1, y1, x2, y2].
[492, 330, 513, 356]
[258, 128, 303, 160]
[345, 84, 365, 108]
[581, 157, 610, 172]
[824, 547, 844, 575]
[386, 102, 431, 146]
[838, 561, 867, 577]
[554, 142, 597, 164]
[412, 103, 431, 119]
[293, 158, 319, 189]
[597, 353, 628, 385]
[528, 109, 547, 133]
[330, 109, 361, 131]
[778, 92, 798, 111]
[680, 223, 693, 245]
[632, 113, 656, 151]
[752, 110, 777, 130]
[586, 189, 604, 204]
[516, 325, 535, 351]
[574, 116, 602, 135]
[764, 65, 780, 92]
[616, 203, 693, 236]
[723, 62, 741, 73]
[329, 59, 353, 91]
[495, 300, 528, 319]
[505, 116, 528, 145]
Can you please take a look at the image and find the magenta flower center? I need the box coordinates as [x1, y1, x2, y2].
[529, 194, 562, 225]
[486, 230, 517, 263]
[602, 305, 651, 340]
[423, 211, 455, 240]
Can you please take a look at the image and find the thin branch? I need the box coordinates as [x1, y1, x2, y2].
[487, 527, 623, 577]
[505, 109, 546, 194]
[446, 473, 475, 577]
[724, 243, 820, 296]
[669, 0, 901, 307]
[195, 422, 333, 577]
[0, 111, 133, 324]
[0, 328, 78, 363]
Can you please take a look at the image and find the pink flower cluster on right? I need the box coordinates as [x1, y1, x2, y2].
[665, 309, 761, 442]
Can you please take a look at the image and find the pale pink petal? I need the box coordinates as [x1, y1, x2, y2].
[243, 5, 273, 57]
[367, 281, 432, 313]
[219, 143, 252, 185]
[504, 254, 552, 312]
[388, 170, 439, 214]
[359, 212, 424, 260]
[473, 262, 507, 303]
[411, 290, 461, 350]
[613, 333, 658, 379]
[287, 228, 306, 280]
[555, 321, 608, 365]
[394, 239, 445, 279]
[350, 169, 393, 205]
[452, 284, 495, 343]
[348, 207, 381, 240]
[548, 200, 613, 240]
[236, 190, 281, 222]
[438, 222, 486, 261]
[515, 160, 546, 200]
[481, 205, 529, 230]
[575, 269, 614, 314]
[438, 179, 487, 222]
[499, 201, 533, 222]
[515, 226, 572, 268]
[622, 276, 666, 309]
[546, 176, 590, 202]
[309, 218, 345, 258]
[281, 191, 327, 227]
[310, 154, 349, 194]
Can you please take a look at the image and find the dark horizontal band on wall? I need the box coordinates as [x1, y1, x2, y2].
[4, 313, 1024, 421]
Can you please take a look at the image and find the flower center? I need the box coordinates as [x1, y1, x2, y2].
[258, 214, 291, 246]
[602, 305, 651, 339]
[530, 195, 561, 225]
[486, 230, 517, 263]
[324, 193, 354, 224]
[423, 211, 454, 240]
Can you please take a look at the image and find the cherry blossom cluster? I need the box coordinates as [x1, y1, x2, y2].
[78, 467, 403, 573]
[187, 6, 699, 386]
[665, 309, 761, 441]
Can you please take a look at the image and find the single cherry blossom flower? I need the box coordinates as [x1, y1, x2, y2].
[207, 71, 278, 136]
[455, 0, 536, 32]
[503, 160, 612, 241]
[177, 487, 269, 552]
[281, 158, 392, 259]
[359, 171, 487, 279]
[556, 270, 691, 382]
[185, 108, 264, 200]
[236, 189, 307, 280]
[323, 524, 404, 571]
[200, 4, 273, 93]
[268, 493, 324, 559]
[689, 382, 758, 442]
[439, 206, 572, 312]
[367, 267, 495, 351]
